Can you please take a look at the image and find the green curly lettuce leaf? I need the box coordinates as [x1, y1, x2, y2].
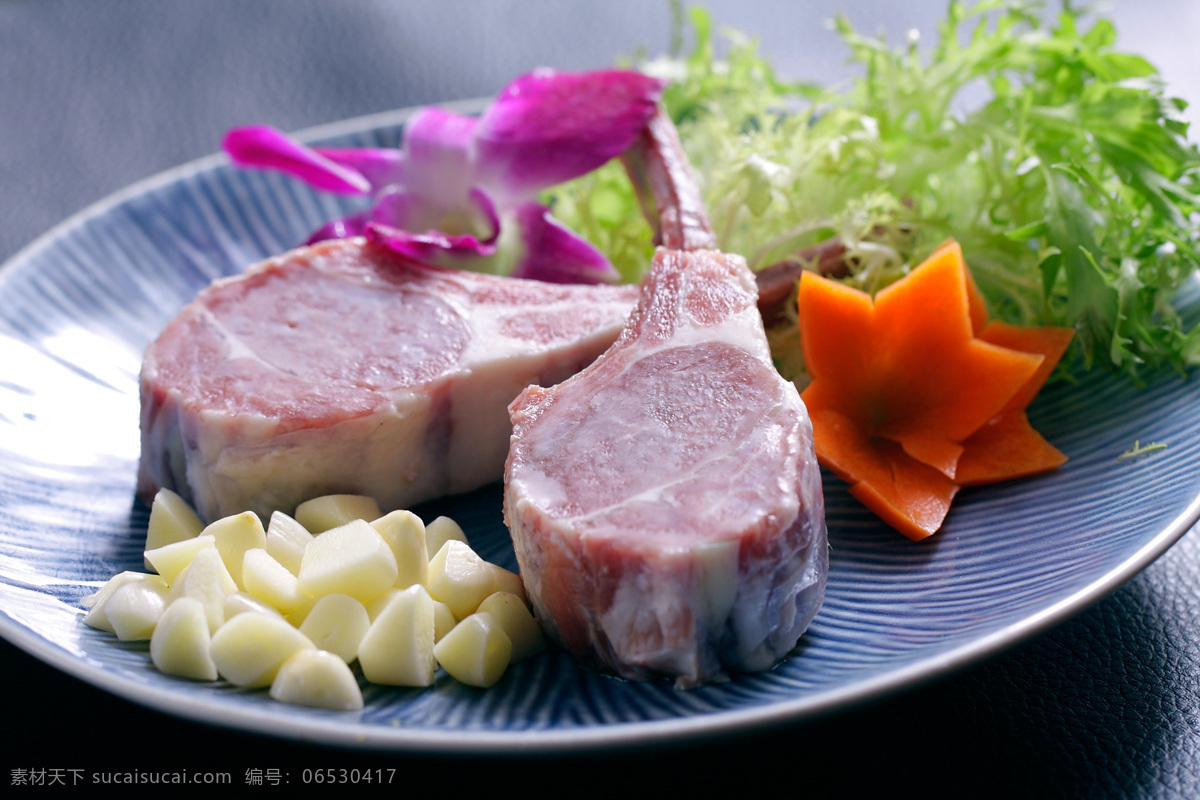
[544, 0, 1200, 385]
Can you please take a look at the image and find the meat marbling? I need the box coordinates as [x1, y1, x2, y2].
[504, 112, 827, 687]
[138, 237, 639, 522]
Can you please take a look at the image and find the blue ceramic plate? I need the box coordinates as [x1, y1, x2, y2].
[1, 106, 1197, 753]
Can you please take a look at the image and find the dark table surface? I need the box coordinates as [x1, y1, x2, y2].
[3, 1, 1198, 795]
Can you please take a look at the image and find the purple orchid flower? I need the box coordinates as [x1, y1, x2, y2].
[223, 68, 664, 284]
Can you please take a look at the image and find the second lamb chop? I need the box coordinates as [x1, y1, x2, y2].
[504, 110, 827, 687]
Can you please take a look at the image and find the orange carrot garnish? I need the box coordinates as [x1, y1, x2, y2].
[798, 239, 1074, 540]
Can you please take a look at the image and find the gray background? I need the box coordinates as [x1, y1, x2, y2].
[5, 0, 1199, 266]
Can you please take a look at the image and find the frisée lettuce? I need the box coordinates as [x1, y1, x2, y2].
[545, 0, 1200, 386]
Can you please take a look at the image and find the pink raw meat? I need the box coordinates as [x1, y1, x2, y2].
[138, 237, 639, 522]
[504, 248, 826, 686]
[504, 112, 827, 687]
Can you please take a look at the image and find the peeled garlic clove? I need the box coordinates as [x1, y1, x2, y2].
[83, 572, 167, 633]
[298, 593, 370, 664]
[427, 540, 499, 620]
[203, 511, 266, 590]
[242, 548, 309, 613]
[265, 511, 313, 575]
[294, 494, 381, 534]
[169, 547, 237, 633]
[144, 488, 204, 568]
[433, 611, 512, 688]
[488, 563, 527, 605]
[432, 599, 456, 643]
[210, 612, 315, 688]
[357, 584, 435, 687]
[270, 649, 363, 711]
[224, 591, 286, 622]
[424, 516, 467, 559]
[150, 597, 218, 681]
[105, 580, 170, 641]
[477, 591, 546, 662]
[298, 519, 397, 603]
[370, 510, 428, 589]
[145, 534, 216, 586]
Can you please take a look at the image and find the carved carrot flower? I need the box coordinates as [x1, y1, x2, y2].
[798, 240, 1071, 540]
[955, 321, 1076, 486]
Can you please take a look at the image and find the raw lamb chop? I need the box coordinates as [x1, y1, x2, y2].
[138, 237, 639, 523]
[504, 111, 827, 687]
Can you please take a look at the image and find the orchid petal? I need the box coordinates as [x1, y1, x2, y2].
[401, 107, 480, 210]
[224, 69, 663, 285]
[223, 126, 371, 195]
[474, 69, 665, 199]
[465, 186, 502, 244]
[369, 188, 434, 233]
[313, 147, 405, 191]
[370, 186, 500, 245]
[304, 210, 371, 245]
[365, 222, 496, 266]
[507, 202, 620, 284]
